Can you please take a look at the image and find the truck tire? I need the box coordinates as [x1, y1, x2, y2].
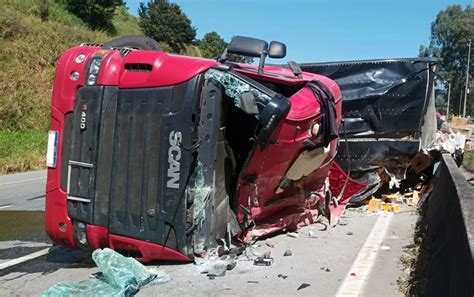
[102, 35, 163, 51]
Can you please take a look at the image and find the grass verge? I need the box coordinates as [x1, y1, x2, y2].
[0, 130, 47, 174]
[463, 150, 474, 172]
[397, 208, 428, 296]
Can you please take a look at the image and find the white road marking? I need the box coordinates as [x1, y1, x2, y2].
[335, 212, 394, 297]
[0, 248, 50, 270]
[0, 204, 12, 209]
[0, 176, 46, 186]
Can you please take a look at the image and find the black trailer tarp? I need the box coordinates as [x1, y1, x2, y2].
[301, 58, 437, 137]
[301, 58, 437, 173]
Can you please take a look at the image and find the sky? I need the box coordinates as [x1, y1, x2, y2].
[125, 0, 472, 63]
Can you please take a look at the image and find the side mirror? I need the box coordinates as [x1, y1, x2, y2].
[268, 41, 286, 59]
[227, 36, 268, 58]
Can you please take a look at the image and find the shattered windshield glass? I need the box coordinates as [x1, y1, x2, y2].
[204, 68, 272, 108]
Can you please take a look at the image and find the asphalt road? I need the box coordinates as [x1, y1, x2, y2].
[0, 170, 417, 296]
[0, 170, 47, 211]
[0, 170, 50, 270]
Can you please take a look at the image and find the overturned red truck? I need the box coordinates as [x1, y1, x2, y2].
[46, 35, 433, 262]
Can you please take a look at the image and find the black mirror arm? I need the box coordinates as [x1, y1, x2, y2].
[287, 61, 303, 78]
[218, 48, 228, 63]
[258, 51, 267, 74]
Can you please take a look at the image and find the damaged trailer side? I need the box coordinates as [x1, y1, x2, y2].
[301, 58, 438, 200]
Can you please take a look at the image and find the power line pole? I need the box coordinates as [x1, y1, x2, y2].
[447, 82, 451, 120]
[463, 38, 471, 117]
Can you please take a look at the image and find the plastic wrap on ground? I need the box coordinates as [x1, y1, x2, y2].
[204, 69, 272, 107]
[41, 248, 169, 297]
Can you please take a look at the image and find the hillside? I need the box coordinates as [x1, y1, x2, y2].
[0, 0, 143, 173]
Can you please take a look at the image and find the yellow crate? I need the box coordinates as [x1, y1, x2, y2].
[368, 198, 381, 212]
[381, 203, 391, 212]
[391, 204, 401, 213]
[383, 193, 401, 203]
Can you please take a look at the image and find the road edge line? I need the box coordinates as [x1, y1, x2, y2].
[335, 212, 394, 297]
[0, 248, 50, 270]
[0, 176, 46, 186]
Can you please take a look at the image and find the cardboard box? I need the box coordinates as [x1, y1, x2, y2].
[451, 116, 468, 129]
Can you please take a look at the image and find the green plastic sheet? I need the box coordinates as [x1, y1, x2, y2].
[42, 248, 170, 297]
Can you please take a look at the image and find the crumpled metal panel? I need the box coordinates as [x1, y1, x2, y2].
[328, 162, 369, 226]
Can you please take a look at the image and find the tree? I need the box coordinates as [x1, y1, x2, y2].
[65, 0, 124, 33]
[227, 53, 254, 64]
[198, 32, 226, 59]
[197, 33, 254, 63]
[138, 0, 196, 53]
[420, 5, 474, 117]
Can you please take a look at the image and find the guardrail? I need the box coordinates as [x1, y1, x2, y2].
[424, 154, 473, 296]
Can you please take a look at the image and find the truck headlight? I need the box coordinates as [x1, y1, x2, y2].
[87, 74, 97, 85]
[73, 221, 88, 247]
[85, 55, 104, 85]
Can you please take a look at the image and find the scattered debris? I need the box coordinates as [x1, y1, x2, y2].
[410, 152, 433, 174]
[350, 272, 357, 276]
[254, 251, 274, 266]
[320, 267, 331, 272]
[229, 246, 246, 257]
[41, 248, 169, 296]
[224, 257, 237, 271]
[286, 232, 299, 238]
[283, 249, 292, 257]
[195, 248, 238, 278]
[207, 261, 228, 277]
[346, 231, 353, 236]
[428, 121, 466, 160]
[277, 274, 288, 279]
[297, 283, 311, 290]
[265, 240, 276, 248]
[247, 281, 259, 284]
[307, 230, 314, 237]
[368, 196, 403, 213]
[381, 245, 391, 251]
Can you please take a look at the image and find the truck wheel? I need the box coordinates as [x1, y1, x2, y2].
[102, 35, 163, 51]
